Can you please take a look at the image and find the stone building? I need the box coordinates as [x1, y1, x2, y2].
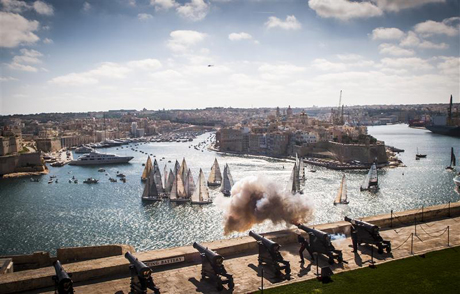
[35, 138, 61, 152]
[0, 136, 20, 156]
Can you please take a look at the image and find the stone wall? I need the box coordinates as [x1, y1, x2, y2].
[298, 141, 388, 164]
[35, 138, 61, 152]
[57, 244, 135, 264]
[0, 137, 19, 156]
[0, 153, 44, 176]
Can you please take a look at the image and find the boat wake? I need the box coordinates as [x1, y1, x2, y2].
[221, 176, 314, 235]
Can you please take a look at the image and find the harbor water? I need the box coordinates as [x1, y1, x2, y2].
[0, 124, 459, 255]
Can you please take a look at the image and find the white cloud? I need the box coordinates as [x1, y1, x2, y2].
[127, 0, 136, 6]
[308, 0, 383, 21]
[13, 48, 43, 64]
[0, 76, 18, 82]
[378, 43, 414, 56]
[265, 15, 301, 30]
[176, 0, 209, 22]
[0, 12, 39, 48]
[49, 73, 99, 86]
[372, 0, 446, 12]
[258, 63, 305, 75]
[83, 2, 91, 12]
[8, 62, 38, 72]
[336, 54, 364, 61]
[33, 1, 53, 16]
[166, 30, 206, 53]
[150, 69, 183, 79]
[380, 57, 433, 70]
[399, 31, 420, 47]
[87, 62, 131, 79]
[43, 38, 53, 44]
[228, 32, 252, 41]
[371, 27, 405, 40]
[137, 13, 153, 20]
[419, 40, 448, 50]
[414, 19, 459, 37]
[150, 0, 177, 10]
[311, 59, 348, 72]
[0, 0, 29, 13]
[127, 59, 162, 70]
[437, 56, 459, 75]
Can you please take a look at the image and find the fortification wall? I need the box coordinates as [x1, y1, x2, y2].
[0, 153, 44, 176]
[0, 202, 458, 293]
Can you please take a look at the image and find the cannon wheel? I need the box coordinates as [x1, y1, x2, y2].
[338, 256, 343, 263]
[378, 247, 384, 254]
[386, 247, 391, 253]
[228, 280, 235, 289]
[328, 257, 334, 265]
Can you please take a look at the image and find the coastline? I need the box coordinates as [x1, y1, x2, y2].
[1, 166, 49, 179]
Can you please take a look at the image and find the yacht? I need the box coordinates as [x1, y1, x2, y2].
[69, 152, 133, 166]
[75, 146, 94, 154]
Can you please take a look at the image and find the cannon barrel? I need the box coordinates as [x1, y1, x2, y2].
[249, 231, 280, 253]
[297, 224, 330, 242]
[344, 217, 379, 234]
[53, 260, 73, 293]
[125, 252, 152, 278]
[53, 260, 71, 283]
[193, 242, 223, 266]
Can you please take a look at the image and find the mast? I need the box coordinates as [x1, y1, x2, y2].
[179, 158, 188, 182]
[163, 164, 168, 188]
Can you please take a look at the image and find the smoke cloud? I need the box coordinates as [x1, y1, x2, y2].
[222, 176, 314, 235]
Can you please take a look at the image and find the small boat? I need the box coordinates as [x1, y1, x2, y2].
[109, 177, 117, 182]
[74, 179, 78, 184]
[207, 158, 222, 187]
[69, 179, 72, 183]
[121, 177, 126, 183]
[310, 170, 317, 173]
[334, 174, 349, 205]
[98, 168, 105, 172]
[30, 178, 39, 182]
[416, 148, 427, 158]
[117, 173, 126, 178]
[360, 163, 378, 192]
[446, 147, 456, 170]
[48, 179, 53, 184]
[83, 178, 98, 184]
[170, 168, 190, 203]
[454, 175, 460, 188]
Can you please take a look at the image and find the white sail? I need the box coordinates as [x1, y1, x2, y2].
[185, 168, 196, 197]
[141, 156, 152, 181]
[170, 174, 177, 200]
[153, 159, 163, 192]
[192, 169, 211, 203]
[299, 157, 305, 180]
[174, 160, 180, 175]
[220, 164, 234, 195]
[208, 158, 222, 185]
[179, 158, 188, 182]
[288, 163, 298, 194]
[142, 168, 159, 200]
[361, 163, 378, 191]
[173, 169, 187, 199]
[334, 175, 348, 205]
[163, 164, 168, 188]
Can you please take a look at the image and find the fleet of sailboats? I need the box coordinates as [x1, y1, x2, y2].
[334, 174, 349, 205]
[220, 164, 234, 196]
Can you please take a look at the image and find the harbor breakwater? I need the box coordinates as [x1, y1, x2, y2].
[1, 201, 458, 293]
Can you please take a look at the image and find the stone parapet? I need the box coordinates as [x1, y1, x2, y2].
[0, 202, 458, 293]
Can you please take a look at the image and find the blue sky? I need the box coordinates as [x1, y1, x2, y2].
[1, 0, 459, 115]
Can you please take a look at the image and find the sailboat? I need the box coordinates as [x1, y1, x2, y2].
[360, 163, 378, 192]
[220, 164, 234, 196]
[163, 165, 169, 188]
[287, 162, 301, 194]
[170, 168, 190, 203]
[141, 168, 161, 202]
[207, 158, 222, 187]
[191, 169, 212, 204]
[446, 147, 456, 170]
[416, 148, 427, 159]
[165, 169, 175, 194]
[334, 174, 349, 205]
[141, 156, 152, 181]
[185, 168, 196, 197]
[174, 160, 180, 176]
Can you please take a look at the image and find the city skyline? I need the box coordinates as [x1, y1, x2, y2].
[1, 0, 459, 115]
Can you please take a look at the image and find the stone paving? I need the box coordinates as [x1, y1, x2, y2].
[31, 216, 459, 294]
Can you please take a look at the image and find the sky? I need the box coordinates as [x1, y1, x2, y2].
[0, 0, 459, 115]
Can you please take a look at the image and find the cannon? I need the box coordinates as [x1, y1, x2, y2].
[125, 252, 160, 294]
[345, 216, 391, 254]
[52, 260, 74, 294]
[193, 242, 234, 291]
[297, 224, 343, 264]
[249, 231, 290, 278]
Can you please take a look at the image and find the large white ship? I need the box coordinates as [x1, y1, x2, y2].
[69, 152, 133, 166]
